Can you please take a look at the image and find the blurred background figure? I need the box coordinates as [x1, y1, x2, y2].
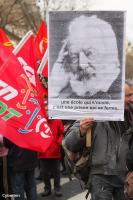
[0, 134, 9, 200]
[4, 138, 38, 200]
[39, 119, 64, 197]
[61, 120, 75, 176]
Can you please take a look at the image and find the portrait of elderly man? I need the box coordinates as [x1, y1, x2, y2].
[49, 13, 122, 99]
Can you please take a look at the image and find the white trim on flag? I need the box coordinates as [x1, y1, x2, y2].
[37, 48, 48, 75]
[13, 31, 34, 55]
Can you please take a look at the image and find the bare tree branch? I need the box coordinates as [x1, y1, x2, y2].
[4, 28, 21, 41]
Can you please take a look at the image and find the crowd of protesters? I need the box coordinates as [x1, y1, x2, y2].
[1, 80, 133, 200]
[0, 13, 133, 200]
[0, 119, 71, 200]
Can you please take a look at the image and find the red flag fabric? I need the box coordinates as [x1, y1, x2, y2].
[0, 28, 14, 51]
[0, 43, 12, 66]
[13, 31, 47, 111]
[13, 31, 38, 90]
[0, 53, 53, 152]
[35, 21, 47, 60]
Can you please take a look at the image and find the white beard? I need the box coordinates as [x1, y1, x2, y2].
[69, 65, 120, 97]
[50, 61, 120, 98]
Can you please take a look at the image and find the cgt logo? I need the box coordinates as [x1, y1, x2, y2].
[18, 57, 36, 87]
[0, 101, 22, 120]
[0, 80, 22, 120]
[0, 80, 18, 100]
[39, 37, 47, 54]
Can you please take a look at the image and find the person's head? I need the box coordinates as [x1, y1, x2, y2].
[65, 15, 120, 96]
[125, 79, 133, 110]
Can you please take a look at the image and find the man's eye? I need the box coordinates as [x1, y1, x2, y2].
[126, 93, 133, 97]
[83, 48, 97, 59]
[70, 54, 79, 63]
[84, 51, 92, 57]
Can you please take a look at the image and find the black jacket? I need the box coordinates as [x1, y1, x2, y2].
[4, 138, 38, 172]
[126, 135, 133, 171]
[65, 115, 133, 179]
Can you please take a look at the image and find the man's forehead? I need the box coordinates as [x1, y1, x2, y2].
[69, 28, 102, 44]
[68, 36, 103, 53]
[125, 83, 133, 94]
[69, 31, 117, 55]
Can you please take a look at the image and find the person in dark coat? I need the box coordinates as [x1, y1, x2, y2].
[0, 134, 9, 200]
[127, 141, 133, 171]
[4, 138, 38, 200]
[64, 79, 133, 200]
[127, 111, 133, 171]
[39, 119, 64, 197]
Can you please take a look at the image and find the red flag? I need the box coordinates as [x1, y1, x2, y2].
[13, 31, 38, 90]
[0, 28, 14, 51]
[0, 53, 53, 152]
[0, 29, 14, 66]
[14, 31, 48, 115]
[0, 43, 12, 66]
[35, 21, 47, 60]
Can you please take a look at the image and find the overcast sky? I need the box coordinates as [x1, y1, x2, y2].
[90, 0, 133, 42]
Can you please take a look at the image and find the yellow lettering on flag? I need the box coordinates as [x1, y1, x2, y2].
[43, 37, 47, 44]
[3, 41, 13, 47]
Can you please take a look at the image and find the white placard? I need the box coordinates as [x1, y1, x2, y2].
[48, 11, 125, 121]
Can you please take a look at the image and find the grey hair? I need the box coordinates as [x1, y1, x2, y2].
[67, 15, 119, 65]
[68, 15, 116, 42]
[125, 78, 133, 87]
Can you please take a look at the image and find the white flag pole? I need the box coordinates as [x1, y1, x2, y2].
[13, 31, 34, 55]
[37, 48, 48, 75]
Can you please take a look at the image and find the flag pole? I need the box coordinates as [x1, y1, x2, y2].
[13, 31, 33, 55]
[37, 49, 48, 75]
[86, 127, 91, 148]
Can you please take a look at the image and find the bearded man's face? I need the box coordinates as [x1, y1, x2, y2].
[66, 26, 120, 97]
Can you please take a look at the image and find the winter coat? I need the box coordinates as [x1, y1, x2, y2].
[65, 115, 133, 179]
[4, 138, 38, 172]
[39, 119, 64, 158]
[127, 135, 133, 170]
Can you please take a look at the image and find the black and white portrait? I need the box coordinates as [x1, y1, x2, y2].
[49, 11, 124, 100]
[48, 11, 125, 120]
